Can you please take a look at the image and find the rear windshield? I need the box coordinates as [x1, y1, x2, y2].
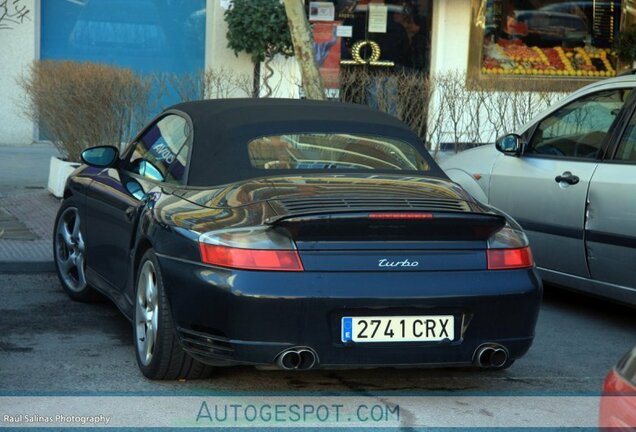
[247, 133, 430, 172]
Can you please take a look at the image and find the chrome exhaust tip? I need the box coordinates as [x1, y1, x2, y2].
[276, 347, 318, 370]
[297, 349, 317, 370]
[278, 350, 300, 370]
[475, 346, 495, 368]
[474, 344, 509, 368]
[491, 348, 508, 368]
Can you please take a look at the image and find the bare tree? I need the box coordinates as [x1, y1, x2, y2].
[18, 61, 152, 162]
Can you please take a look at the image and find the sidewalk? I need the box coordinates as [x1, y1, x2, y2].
[0, 144, 61, 272]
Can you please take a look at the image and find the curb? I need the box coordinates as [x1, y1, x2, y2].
[0, 261, 55, 273]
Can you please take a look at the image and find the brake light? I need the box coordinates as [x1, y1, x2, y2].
[487, 247, 533, 270]
[599, 368, 636, 428]
[369, 212, 433, 220]
[603, 368, 636, 394]
[198, 227, 304, 271]
[486, 222, 534, 270]
[199, 244, 303, 271]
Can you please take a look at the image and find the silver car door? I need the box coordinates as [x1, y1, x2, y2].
[586, 107, 636, 291]
[489, 88, 631, 278]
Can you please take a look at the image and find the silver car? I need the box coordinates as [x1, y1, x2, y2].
[441, 74, 636, 306]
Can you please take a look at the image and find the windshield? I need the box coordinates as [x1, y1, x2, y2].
[247, 133, 430, 172]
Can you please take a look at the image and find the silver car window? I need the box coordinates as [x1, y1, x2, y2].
[615, 109, 636, 162]
[526, 89, 631, 160]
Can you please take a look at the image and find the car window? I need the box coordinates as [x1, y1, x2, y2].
[614, 107, 636, 163]
[526, 89, 631, 160]
[127, 114, 190, 183]
[247, 133, 430, 171]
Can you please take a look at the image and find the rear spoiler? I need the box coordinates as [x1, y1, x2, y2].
[268, 211, 506, 242]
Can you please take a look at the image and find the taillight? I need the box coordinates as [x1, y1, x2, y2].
[599, 368, 636, 429]
[487, 223, 534, 270]
[487, 247, 533, 270]
[198, 227, 304, 271]
[603, 368, 633, 394]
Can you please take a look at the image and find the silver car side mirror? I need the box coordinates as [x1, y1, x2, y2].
[495, 134, 522, 156]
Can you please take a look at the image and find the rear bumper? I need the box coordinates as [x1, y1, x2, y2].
[158, 255, 542, 368]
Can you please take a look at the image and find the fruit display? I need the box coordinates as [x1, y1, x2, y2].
[480, 39, 616, 77]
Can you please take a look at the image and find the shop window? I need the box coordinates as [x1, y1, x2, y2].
[308, 1, 433, 74]
[39, 0, 205, 139]
[468, 0, 624, 86]
[41, 0, 205, 85]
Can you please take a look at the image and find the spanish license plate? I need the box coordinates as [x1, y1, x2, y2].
[341, 315, 454, 343]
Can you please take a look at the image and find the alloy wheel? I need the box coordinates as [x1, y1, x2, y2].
[55, 207, 87, 292]
[136, 260, 159, 366]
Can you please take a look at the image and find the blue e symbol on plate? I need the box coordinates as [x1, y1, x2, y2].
[341, 317, 353, 342]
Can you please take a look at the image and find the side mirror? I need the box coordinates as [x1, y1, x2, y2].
[495, 134, 522, 156]
[138, 160, 165, 182]
[81, 146, 119, 168]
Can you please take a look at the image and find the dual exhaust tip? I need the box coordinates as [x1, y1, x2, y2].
[278, 345, 506, 370]
[475, 344, 509, 368]
[277, 348, 318, 370]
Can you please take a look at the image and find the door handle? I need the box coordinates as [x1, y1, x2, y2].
[555, 171, 580, 185]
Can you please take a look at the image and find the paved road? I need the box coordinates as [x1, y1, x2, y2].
[1, 273, 634, 394]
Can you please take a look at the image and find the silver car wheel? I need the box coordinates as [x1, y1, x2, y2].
[136, 261, 159, 367]
[55, 207, 87, 292]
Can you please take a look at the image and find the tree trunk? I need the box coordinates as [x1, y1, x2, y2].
[252, 62, 261, 98]
[283, 0, 325, 100]
[262, 56, 275, 98]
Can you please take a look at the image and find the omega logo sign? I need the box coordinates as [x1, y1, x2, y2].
[378, 259, 419, 268]
[341, 40, 395, 67]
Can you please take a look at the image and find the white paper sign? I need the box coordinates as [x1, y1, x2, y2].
[368, 3, 388, 33]
[309, 2, 335, 21]
[336, 25, 353, 38]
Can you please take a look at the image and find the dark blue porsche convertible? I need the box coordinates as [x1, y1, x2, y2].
[53, 99, 542, 379]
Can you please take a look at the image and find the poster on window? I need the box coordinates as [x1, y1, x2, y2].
[309, 2, 335, 21]
[312, 21, 342, 91]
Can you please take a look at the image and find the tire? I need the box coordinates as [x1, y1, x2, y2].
[133, 249, 213, 380]
[53, 199, 98, 302]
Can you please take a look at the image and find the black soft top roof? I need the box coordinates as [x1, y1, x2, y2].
[168, 98, 444, 186]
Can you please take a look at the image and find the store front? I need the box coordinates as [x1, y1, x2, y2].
[467, 0, 627, 89]
[4, 0, 636, 146]
[336, 0, 432, 71]
[307, 0, 433, 94]
[40, 0, 206, 95]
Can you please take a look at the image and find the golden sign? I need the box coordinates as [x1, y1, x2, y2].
[341, 40, 395, 66]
